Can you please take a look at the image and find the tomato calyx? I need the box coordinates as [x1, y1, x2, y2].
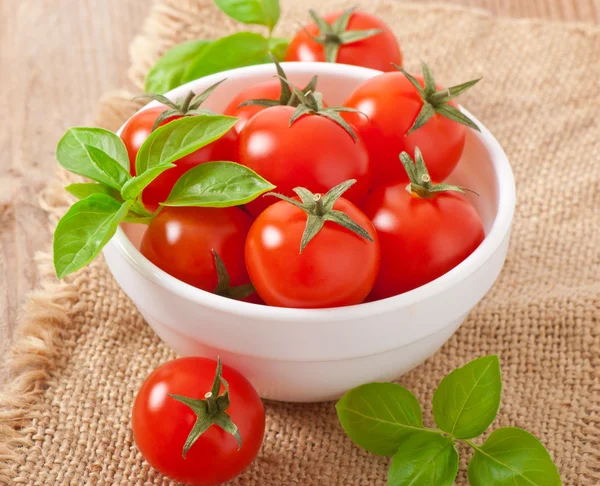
[239, 54, 319, 109]
[135, 79, 226, 131]
[392, 61, 481, 135]
[401, 148, 478, 199]
[267, 179, 374, 252]
[168, 357, 242, 458]
[276, 76, 363, 141]
[212, 249, 256, 300]
[307, 8, 383, 63]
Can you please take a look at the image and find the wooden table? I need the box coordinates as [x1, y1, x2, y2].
[1, 0, 598, 356]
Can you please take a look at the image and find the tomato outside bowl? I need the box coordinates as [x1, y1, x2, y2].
[104, 63, 516, 403]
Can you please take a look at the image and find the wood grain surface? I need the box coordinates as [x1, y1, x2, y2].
[0, 0, 598, 356]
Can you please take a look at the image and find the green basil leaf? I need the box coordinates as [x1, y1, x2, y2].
[56, 128, 131, 188]
[184, 32, 270, 82]
[84, 144, 131, 189]
[214, 0, 280, 31]
[268, 37, 290, 61]
[65, 182, 121, 201]
[467, 428, 562, 485]
[121, 164, 175, 201]
[145, 40, 212, 94]
[121, 115, 238, 200]
[335, 382, 426, 456]
[162, 161, 274, 207]
[432, 355, 502, 439]
[53, 195, 132, 279]
[388, 432, 459, 486]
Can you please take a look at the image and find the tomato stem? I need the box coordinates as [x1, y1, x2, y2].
[308, 8, 383, 63]
[168, 357, 243, 458]
[275, 75, 364, 141]
[400, 148, 478, 198]
[266, 179, 373, 253]
[135, 79, 226, 131]
[239, 54, 319, 110]
[212, 249, 256, 300]
[205, 392, 218, 414]
[314, 194, 325, 216]
[392, 62, 481, 135]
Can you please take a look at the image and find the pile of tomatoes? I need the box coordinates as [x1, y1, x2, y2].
[121, 45, 484, 309]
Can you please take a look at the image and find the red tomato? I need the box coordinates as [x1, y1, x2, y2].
[343, 72, 468, 188]
[120, 106, 237, 211]
[223, 80, 281, 134]
[238, 106, 370, 216]
[285, 10, 402, 72]
[363, 183, 485, 299]
[245, 196, 380, 308]
[140, 206, 257, 301]
[132, 357, 265, 485]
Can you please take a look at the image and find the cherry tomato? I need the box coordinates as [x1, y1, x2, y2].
[238, 106, 370, 216]
[120, 106, 237, 211]
[140, 206, 256, 301]
[285, 10, 402, 72]
[223, 80, 281, 134]
[132, 357, 265, 485]
[343, 72, 472, 188]
[363, 183, 485, 299]
[245, 196, 380, 308]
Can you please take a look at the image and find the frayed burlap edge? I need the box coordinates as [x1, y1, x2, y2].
[1, 0, 600, 483]
[0, 173, 79, 483]
[0, 103, 142, 483]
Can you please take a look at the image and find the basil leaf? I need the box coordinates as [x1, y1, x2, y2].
[467, 428, 561, 485]
[335, 382, 425, 456]
[121, 164, 175, 201]
[268, 37, 290, 61]
[388, 432, 459, 486]
[53, 195, 132, 279]
[56, 128, 130, 188]
[84, 144, 131, 189]
[65, 182, 121, 201]
[184, 33, 270, 82]
[121, 115, 238, 200]
[145, 40, 212, 94]
[162, 161, 274, 207]
[214, 0, 280, 31]
[432, 355, 502, 439]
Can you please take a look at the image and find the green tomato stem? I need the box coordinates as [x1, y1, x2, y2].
[205, 392, 218, 414]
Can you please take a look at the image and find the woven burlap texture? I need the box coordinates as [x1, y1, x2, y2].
[1, 0, 599, 484]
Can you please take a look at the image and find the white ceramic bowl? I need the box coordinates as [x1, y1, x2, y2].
[104, 63, 516, 402]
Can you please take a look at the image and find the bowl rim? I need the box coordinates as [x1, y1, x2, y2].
[107, 62, 516, 323]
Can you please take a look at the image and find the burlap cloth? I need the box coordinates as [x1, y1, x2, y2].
[1, 0, 599, 484]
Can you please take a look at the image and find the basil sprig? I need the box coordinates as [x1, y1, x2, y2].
[336, 356, 562, 485]
[54, 114, 273, 279]
[145, 0, 289, 94]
